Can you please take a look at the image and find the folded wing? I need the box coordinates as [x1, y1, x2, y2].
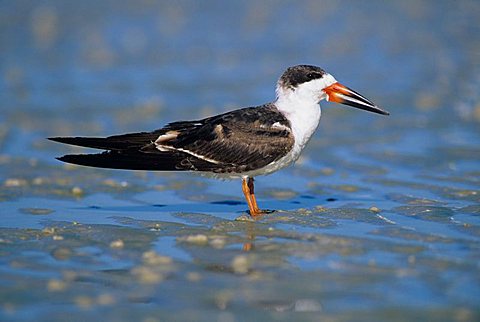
[50, 105, 294, 174]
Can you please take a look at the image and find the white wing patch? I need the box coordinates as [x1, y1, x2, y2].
[271, 122, 291, 131]
[155, 131, 179, 144]
[155, 131, 179, 151]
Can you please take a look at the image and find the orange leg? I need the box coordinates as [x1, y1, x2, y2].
[241, 177, 262, 217]
[242, 177, 255, 215]
[247, 177, 261, 214]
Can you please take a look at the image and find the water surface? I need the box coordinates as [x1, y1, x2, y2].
[1, 1, 479, 321]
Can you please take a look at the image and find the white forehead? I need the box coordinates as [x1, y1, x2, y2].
[306, 73, 337, 90]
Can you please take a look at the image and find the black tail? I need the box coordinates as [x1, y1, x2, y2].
[57, 151, 185, 171]
[49, 126, 220, 172]
[48, 130, 163, 151]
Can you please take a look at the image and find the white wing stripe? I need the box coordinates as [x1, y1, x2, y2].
[156, 145, 221, 165]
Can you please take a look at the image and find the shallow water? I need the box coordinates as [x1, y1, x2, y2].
[1, 1, 480, 321]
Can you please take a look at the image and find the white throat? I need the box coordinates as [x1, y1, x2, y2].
[274, 73, 337, 154]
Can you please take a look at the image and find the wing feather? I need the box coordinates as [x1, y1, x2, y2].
[51, 104, 294, 174]
[158, 105, 294, 173]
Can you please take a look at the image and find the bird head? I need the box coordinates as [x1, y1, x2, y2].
[276, 65, 389, 115]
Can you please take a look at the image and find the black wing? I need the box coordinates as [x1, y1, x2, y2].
[49, 130, 164, 151]
[49, 104, 294, 173]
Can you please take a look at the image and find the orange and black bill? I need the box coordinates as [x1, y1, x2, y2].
[324, 82, 389, 115]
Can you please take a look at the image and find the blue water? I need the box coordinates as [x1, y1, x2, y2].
[1, 1, 480, 321]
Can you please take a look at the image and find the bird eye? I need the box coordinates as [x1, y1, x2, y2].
[307, 73, 317, 79]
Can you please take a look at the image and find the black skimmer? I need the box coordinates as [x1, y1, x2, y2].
[49, 65, 389, 217]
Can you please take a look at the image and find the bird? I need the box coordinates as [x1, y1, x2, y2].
[49, 65, 389, 217]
